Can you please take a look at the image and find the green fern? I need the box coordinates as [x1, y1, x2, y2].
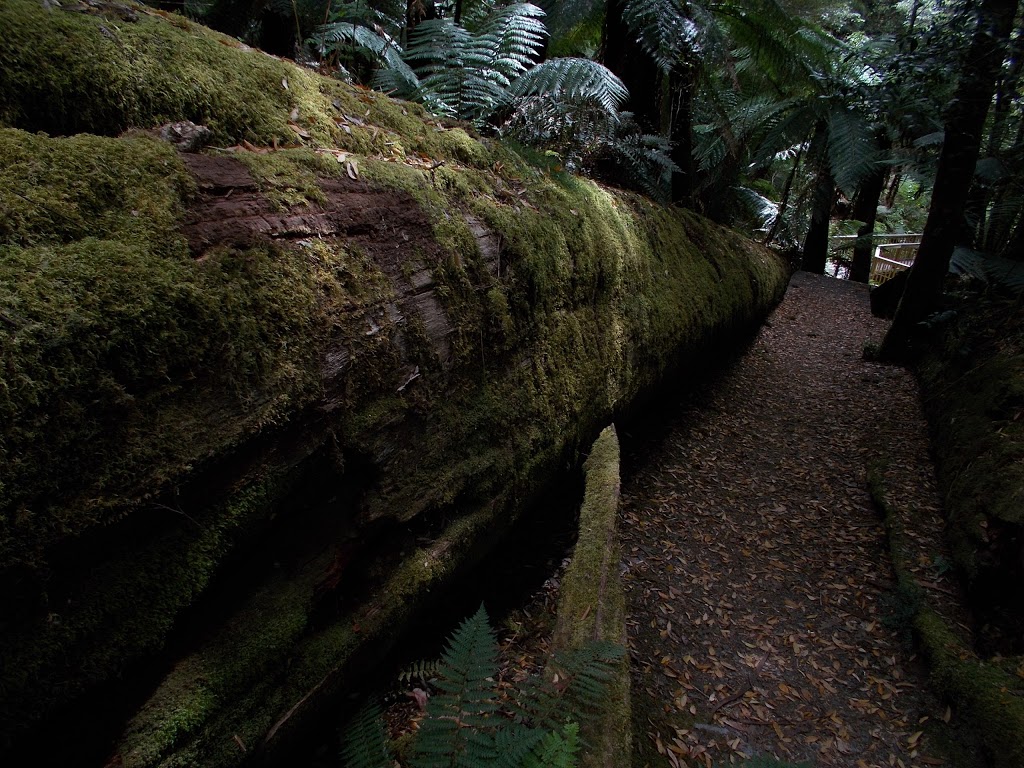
[412, 604, 500, 767]
[340, 700, 391, 768]
[513, 640, 624, 739]
[398, 3, 547, 123]
[340, 605, 622, 768]
[621, 0, 695, 73]
[504, 58, 627, 115]
[521, 722, 579, 768]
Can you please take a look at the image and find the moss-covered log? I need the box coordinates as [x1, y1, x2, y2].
[0, 1, 788, 764]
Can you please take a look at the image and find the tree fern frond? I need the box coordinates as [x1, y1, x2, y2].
[474, 3, 548, 82]
[826, 107, 876, 195]
[505, 58, 627, 115]
[621, 0, 696, 73]
[340, 700, 391, 768]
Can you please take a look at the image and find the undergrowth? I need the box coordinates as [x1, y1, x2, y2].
[340, 605, 623, 768]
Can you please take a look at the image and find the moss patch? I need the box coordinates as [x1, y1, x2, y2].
[0, 0, 499, 169]
[868, 463, 1024, 768]
[916, 294, 1024, 652]
[552, 426, 631, 768]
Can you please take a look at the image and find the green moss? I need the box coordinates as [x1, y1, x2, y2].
[0, 0, 513, 171]
[917, 307, 1024, 579]
[915, 608, 1024, 768]
[0, 471, 297, 733]
[551, 426, 631, 768]
[118, 501, 506, 767]
[869, 462, 1024, 768]
[232, 147, 335, 208]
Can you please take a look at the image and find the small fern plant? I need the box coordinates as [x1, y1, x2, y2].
[340, 604, 623, 768]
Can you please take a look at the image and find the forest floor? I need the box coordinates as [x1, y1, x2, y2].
[620, 271, 967, 768]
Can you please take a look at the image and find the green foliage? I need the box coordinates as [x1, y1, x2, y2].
[341, 701, 391, 768]
[412, 604, 502, 766]
[340, 605, 624, 768]
[521, 723, 579, 768]
[381, 2, 548, 123]
[312, 2, 414, 87]
[620, 0, 699, 74]
[505, 57, 627, 116]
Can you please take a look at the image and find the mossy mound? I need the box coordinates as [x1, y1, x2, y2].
[868, 464, 1024, 768]
[0, 2, 788, 764]
[916, 292, 1024, 653]
[0, 0, 490, 166]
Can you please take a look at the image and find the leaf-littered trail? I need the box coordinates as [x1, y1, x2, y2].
[621, 271, 956, 768]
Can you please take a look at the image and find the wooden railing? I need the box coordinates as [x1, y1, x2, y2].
[829, 233, 923, 284]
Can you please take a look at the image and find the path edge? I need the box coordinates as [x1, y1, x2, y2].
[868, 466, 1024, 768]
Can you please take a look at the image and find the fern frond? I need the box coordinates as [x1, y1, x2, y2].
[505, 58, 627, 115]
[411, 605, 500, 768]
[492, 726, 548, 768]
[522, 722, 580, 768]
[516, 640, 624, 733]
[609, 130, 678, 202]
[621, 0, 696, 73]
[340, 700, 391, 768]
[826, 107, 876, 195]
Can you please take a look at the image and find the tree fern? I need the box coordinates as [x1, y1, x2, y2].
[400, 3, 547, 123]
[826, 107, 876, 195]
[621, 0, 696, 73]
[314, 20, 417, 88]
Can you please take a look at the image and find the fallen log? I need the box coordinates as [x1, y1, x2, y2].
[0, 1, 789, 764]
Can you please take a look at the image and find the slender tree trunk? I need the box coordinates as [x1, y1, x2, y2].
[671, 65, 696, 207]
[884, 172, 902, 208]
[801, 121, 834, 274]
[881, 0, 1018, 360]
[849, 134, 891, 283]
[764, 138, 808, 245]
[849, 167, 888, 283]
[406, 0, 437, 35]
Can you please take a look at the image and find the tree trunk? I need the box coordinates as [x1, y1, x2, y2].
[881, 0, 1018, 360]
[801, 121, 834, 274]
[406, 0, 437, 34]
[884, 171, 902, 208]
[849, 138, 891, 283]
[601, 0, 662, 132]
[670, 65, 696, 207]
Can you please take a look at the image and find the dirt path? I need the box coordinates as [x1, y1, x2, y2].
[621, 272, 952, 767]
